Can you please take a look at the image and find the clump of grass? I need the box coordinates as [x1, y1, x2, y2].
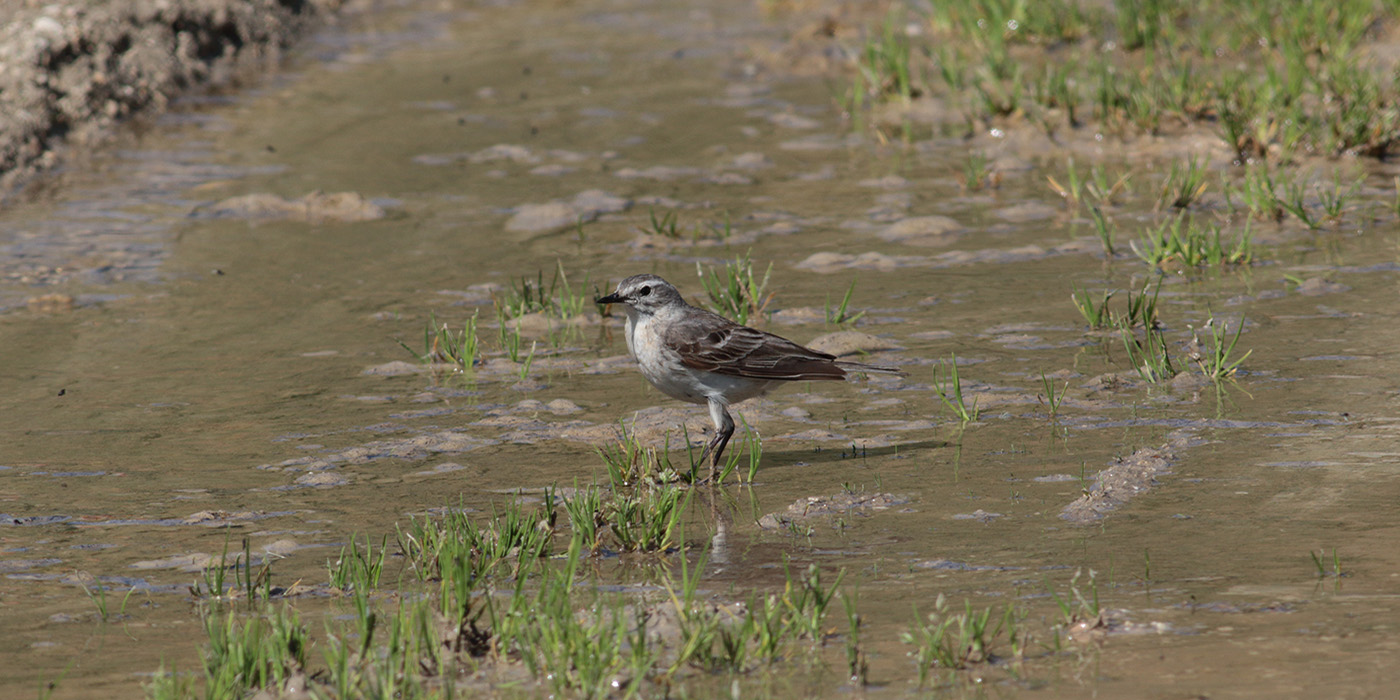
[560, 485, 604, 551]
[842, 590, 869, 684]
[576, 425, 704, 551]
[1047, 158, 1088, 209]
[973, 69, 1024, 120]
[499, 261, 594, 322]
[1320, 58, 1400, 157]
[80, 579, 135, 623]
[1071, 284, 1114, 329]
[190, 532, 275, 605]
[399, 311, 479, 372]
[665, 559, 847, 674]
[1267, 170, 1360, 229]
[599, 484, 690, 553]
[1071, 278, 1161, 331]
[1121, 324, 1176, 383]
[851, 10, 918, 106]
[1317, 171, 1360, 222]
[395, 495, 557, 587]
[491, 262, 599, 353]
[1114, 0, 1170, 52]
[499, 269, 552, 319]
[144, 664, 193, 698]
[188, 535, 233, 600]
[697, 250, 774, 326]
[1310, 548, 1343, 579]
[551, 265, 592, 321]
[496, 306, 527, 361]
[1116, 277, 1162, 330]
[1031, 63, 1081, 129]
[196, 605, 310, 699]
[1225, 164, 1284, 222]
[1039, 371, 1068, 419]
[517, 340, 537, 379]
[1131, 214, 1253, 271]
[639, 207, 681, 238]
[1278, 179, 1322, 229]
[703, 210, 734, 243]
[1157, 156, 1209, 211]
[561, 480, 692, 555]
[640, 209, 739, 245]
[1215, 80, 1277, 162]
[825, 278, 867, 328]
[934, 353, 979, 424]
[1089, 205, 1115, 257]
[597, 416, 761, 487]
[1189, 315, 1252, 384]
[957, 152, 1001, 190]
[1048, 159, 1131, 212]
[484, 539, 656, 697]
[327, 534, 389, 594]
[1048, 568, 1106, 634]
[901, 594, 1026, 684]
[596, 420, 689, 486]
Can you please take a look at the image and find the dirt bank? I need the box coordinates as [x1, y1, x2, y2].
[0, 0, 348, 195]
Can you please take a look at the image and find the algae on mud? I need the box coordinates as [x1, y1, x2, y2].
[3, 0, 1400, 697]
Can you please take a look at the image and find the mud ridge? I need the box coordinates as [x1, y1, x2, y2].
[1060, 431, 1203, 524]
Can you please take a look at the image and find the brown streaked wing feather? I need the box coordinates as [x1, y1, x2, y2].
[668, 316, 846, 381]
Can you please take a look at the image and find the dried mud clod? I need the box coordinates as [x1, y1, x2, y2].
[0, 0, 347, 194]
[191, 191, 387, 223]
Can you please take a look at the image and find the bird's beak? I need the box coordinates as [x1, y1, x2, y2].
[595, 291, 623, 305]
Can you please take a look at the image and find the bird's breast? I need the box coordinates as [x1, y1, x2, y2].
[629, 316, 705, 404]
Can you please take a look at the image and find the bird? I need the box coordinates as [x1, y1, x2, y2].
[596, 273, 902, 482]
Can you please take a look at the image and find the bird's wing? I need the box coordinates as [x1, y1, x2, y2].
[667, 314, 846, 381]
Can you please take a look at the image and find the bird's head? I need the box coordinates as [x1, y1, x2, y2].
[596, 274, 684, 315]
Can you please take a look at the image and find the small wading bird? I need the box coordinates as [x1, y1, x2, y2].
[596, 274, 903, 482]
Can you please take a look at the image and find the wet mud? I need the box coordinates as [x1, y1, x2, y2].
[3, 0, 1400, 696]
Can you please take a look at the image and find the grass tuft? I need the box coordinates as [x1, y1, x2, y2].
[399, 312, 479, 372]
[934, 353, 979, 424]
[1122, 323, 1176, 383]
[697, 250, 774, 326]
[825, 278, 867, 328]
[1189, 314, 1252, 384]
[901, 594, 1026, 684]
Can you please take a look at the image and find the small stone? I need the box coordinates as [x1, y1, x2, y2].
[294, 472, 348, 487]
[879, 216, 964, 246]
[806, 331, 901, 357]
[546, 398, 582, 414]
[1295, 278, 1350, 296]
[730, 152, 773, 170]
[362, 361, 422, 377]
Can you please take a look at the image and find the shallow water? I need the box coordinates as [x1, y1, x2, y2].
[4, 0, 1400, 696]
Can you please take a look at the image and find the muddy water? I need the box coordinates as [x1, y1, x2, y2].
[4, 0, 1400, 696]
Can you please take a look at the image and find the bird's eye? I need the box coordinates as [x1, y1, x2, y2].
[638, 286, 651, 297]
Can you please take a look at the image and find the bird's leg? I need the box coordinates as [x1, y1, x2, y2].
[698, 398, 735, 484]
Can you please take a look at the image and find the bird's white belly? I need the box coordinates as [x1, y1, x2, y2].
[627, 313, 773, 406]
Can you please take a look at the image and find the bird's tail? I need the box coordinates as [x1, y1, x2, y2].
[836, 360, 905, 376]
